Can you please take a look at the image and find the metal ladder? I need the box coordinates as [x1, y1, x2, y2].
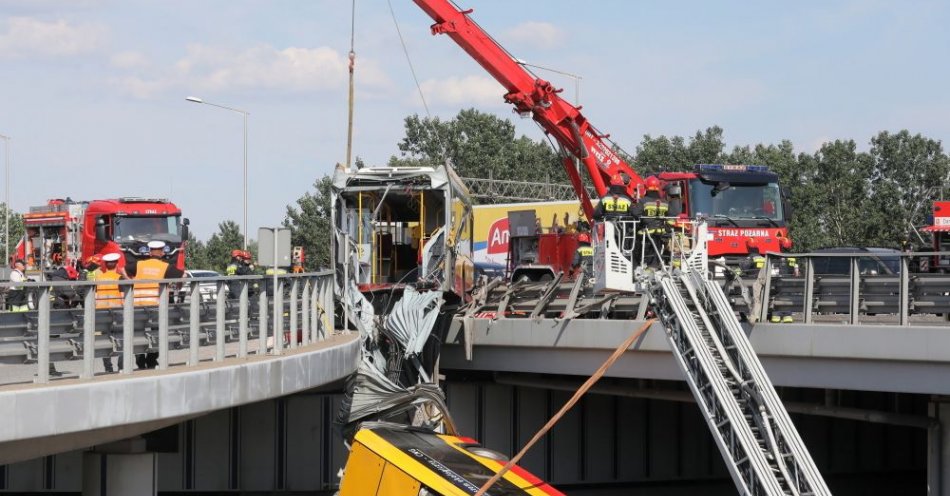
[641, 224, 831, 496]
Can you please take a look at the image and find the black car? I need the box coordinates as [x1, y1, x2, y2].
[809, 247, 901, 276]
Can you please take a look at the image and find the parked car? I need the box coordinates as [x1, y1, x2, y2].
[184, 270, 222, 301]
[810, 247, 901, 276]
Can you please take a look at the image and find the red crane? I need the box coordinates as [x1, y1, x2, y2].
[413, 0, 643, 222]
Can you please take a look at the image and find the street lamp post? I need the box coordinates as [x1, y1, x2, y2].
[0, 134, 10, 265]
[186, 96, 249, 250]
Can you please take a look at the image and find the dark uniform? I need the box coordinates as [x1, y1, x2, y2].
[594, 187, 634, 220]
[572, 241, 594, 281]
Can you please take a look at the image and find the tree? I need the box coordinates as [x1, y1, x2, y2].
[184, 230, 210, 270]
[632, 126, 727, 176]
[204, 221, 244, 272]
[866, 131, 950, 245]
[0, 203, 23, 263]
[284, 176, 333, 271]
[389, 108, 563, 185]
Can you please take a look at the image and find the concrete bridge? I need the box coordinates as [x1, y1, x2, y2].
[1, 257, 949, 494]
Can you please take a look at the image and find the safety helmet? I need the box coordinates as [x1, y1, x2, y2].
[609, 174, 625, 187]
[86, 254, 102, 267]
[645, 176, 661, 192]
[231, 249, 244, 259]
[577, 233, 591, 244]
[241, 250, 252, 261]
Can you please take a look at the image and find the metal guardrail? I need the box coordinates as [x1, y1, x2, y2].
[0, 272, 335, 384]
[757, 251, 950, 325]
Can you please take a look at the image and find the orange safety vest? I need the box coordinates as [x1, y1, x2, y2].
[96, 270, 123, 309]
[134, 258, 168, 306]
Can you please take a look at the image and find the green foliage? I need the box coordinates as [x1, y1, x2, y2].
[627, 127, 950, 251]
[283, 176, 333, 271]
[203, 220, 244, 272]
[184, 230, 211, 270]
[0, 204, 23, 264]
[389, 108, 563, 185]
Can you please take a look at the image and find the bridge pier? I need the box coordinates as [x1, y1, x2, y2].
[82, 439, 156, 496]
[930, 398, 950, 496]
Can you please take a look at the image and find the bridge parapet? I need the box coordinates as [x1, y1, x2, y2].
[0, 272, 335, 385]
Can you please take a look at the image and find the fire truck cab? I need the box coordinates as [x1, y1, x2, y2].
[656, 164, 792, 263]
[18, 197, 188, 279]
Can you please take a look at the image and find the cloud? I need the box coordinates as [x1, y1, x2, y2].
[0, 17, 105, 58]
[415, 75, 504, 107]
[503, 21, 565, 49]
[110, 50, 148, 69]
[111, 43, 391, 99]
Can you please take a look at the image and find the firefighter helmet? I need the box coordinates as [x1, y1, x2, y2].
[645, 176, 661, 192]
[86, 254, 102, 267]
[231, 249, 244, 259]
[577, 233, 591, 244]
[241, 250, 252, 261]
[609, 174, 625, 187]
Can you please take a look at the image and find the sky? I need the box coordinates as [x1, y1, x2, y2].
[0, 0, 948, 240]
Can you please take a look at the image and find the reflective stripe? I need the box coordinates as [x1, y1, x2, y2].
[226, 264, 238, 276]
[643, 200, 669, 217]
[577, 247, 594, 256]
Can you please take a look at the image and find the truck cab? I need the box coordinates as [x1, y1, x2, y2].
[658, 164, 792, 264]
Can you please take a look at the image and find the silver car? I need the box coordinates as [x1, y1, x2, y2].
[184, 270, 222, 302]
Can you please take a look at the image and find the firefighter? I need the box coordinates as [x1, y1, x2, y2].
[593, 175, 633, 221]
[225, 249, 245, 276]
[127, 240, 182, 369]
[227, 249, 255, 298]
[83, 254, 102, 281]
[7, 259, 29, 312]
[641, 176, 668, 218]
[571, 233, 594, 282]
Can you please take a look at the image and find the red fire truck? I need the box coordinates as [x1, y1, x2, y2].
[923, 200, 950, 273]
[414, 0, 793, 267]
[16, 197, 188, 278]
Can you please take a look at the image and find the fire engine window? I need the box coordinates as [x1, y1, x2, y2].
[114, 215, 181, 241]
[689, 180, 783, 220]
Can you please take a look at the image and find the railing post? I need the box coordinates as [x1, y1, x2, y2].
[259, 285, 268, 355]
[122, 285, 134, 374]
[215, 281, 226, 361]
[239, 280, 249, 358]
[301, 279, 310, 347]
[158, 283, 170, 370]
[850, 256, 861, 325]
[82, 285, 96, 379]
[324, 276, 334, 337]
[758, 254, 773, 323]
[273, 278, 284, 355]
[35, 287, 51, 384]
[803, 257, 815, 325]
[189, 280, 200, 366]
[289, 278, 299, 350]
[900, 256, 910, 326]
[311, 277, 320, 342]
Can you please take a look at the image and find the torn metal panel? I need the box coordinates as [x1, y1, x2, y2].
[384, 286, 445, 359]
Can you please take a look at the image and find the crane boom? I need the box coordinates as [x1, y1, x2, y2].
[414, 0, 643, 221]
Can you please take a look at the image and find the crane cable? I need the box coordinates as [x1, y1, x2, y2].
[474, 319, 657, 496]
[387, 0, 433, 120]
[344, 0, 357, 169]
